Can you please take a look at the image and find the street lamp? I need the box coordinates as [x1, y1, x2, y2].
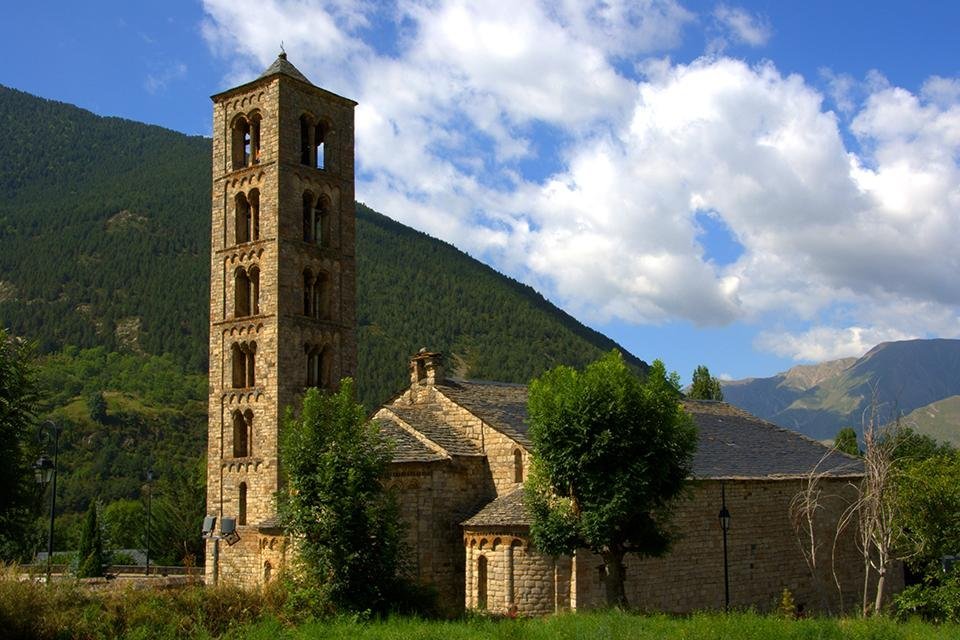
[34, 420, 63, 584]
[144, 469, 154, 576]
[202, 515, 240, 585]
[718, 482, 732, 612]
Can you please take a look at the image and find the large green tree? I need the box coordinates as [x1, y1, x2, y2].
[689, 365, 724, 401]
[0, 330, 40, 561]
[279, 380, 402, 613]
[526, 351, 698, 607]
[897, 452, 960, 577]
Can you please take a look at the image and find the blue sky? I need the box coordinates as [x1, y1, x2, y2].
[3, 1, 959, 383]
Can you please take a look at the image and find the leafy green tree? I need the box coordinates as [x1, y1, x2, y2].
[834, 427, 861, 456]
[102, 499, 144, 550]
[279, 379, 402, 613]
[87, 391, 107, 423]
[149, 460, 206, 566]
[884, 426, 954, 465]
[0, 330, 39, 561]
[897, 453, 960, 577]
[689, 365, 724, 401]
[76, 501, 105, 577]
[525, 352, 698, 607]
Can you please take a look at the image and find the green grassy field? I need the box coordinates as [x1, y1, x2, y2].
[2, 577, 957, 640]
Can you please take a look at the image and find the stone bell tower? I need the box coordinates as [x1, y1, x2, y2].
[205, 54, 357, 585]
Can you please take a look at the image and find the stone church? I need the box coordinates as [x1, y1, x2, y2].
[204, 56, 880, 614]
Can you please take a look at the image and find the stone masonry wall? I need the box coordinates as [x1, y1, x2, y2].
[572, 478, 895, 614]
[389, 457, 493, 615]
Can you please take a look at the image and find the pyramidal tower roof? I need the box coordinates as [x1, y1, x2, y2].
[258, 52, 312, 85]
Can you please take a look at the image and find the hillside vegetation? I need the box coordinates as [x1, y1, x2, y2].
[0, 85, 645, 411]
[0, 85, 645, 553]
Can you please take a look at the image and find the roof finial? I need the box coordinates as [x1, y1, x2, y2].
[279, 41, 287, 60]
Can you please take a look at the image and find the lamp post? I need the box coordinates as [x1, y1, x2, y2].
[719, 482, 732, 612]
[144, 469, 154, 576]
[34, 420, 63, 584]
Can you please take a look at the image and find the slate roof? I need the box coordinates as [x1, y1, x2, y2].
[684, 399, 863, 479]
[462, 487, 528, 527]
[386, 379, 862, 480]
[375, 417, 447, 463]
[258, 53, 312, 84]
[386, 405, 481, 456]
[436, 380, 532, 447]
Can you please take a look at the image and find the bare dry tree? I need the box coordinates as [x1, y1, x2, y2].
[838, 387, 909, 616]
[790, 447, 840, 614]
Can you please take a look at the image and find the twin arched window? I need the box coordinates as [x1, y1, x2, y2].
[302, 269, 331, 320]
[235, 190, 260, 244]
[299, 114, 333, 170]
[305, 344, 332, 389]
[231, 342, 257, 388]
[232, 112, 262, 170]
[232, 409, 254, 458]
[234, 266, 260, 317]
[302, 192, 331, 246]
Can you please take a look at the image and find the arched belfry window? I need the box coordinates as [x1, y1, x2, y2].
[316, 271, 330, 320]
[303, 269, 314, 316]
[231, 341, 257, 388]
[232, 116, 250, 170]
[249, 112, 262, 164]
[314, 121, 330, 170]
[238, 482, 247, 526]
[514, 449, 523, 483]
[249, 267, 260, 315]
[300, 114, 315, 166]
[234, 266, 260, 317]
[315, 195, 331, 248]
[232, 410, 249, 457]
[234, 268, 251, 317]
[248, 189, 260, 241]
[305, 344, 333, 388]
[235, 193, 251, 244]
[302, 192, 315, 242]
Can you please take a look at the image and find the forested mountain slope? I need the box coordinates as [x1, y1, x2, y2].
[0, 84, 646, 409]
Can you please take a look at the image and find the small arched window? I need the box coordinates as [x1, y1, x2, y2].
[234, 268, 251, 317]
[235, 193, 251, 244]
[233, 410, 248, 457]
[238, 482, 247, 526]
[249, 112, 262, 164]
[249, 267, 260, 315]
[248, 189, 260, 241]
[319, 346, 332, 388]
[232, 116, 251, 170]
[231, 344, 245, 389]
[264, 561, 272, 583]
[315, 195, 331, 248]
[231, 342, 257, 388]
[477, 555, 488, 610]
[514, 449, 523, 483]
[300, 114, 314, 165]
[316, 272, 330, 320]
[302, 192, 315, 242]
[314, 121, 332, 170]
[303, 269, 314, 316]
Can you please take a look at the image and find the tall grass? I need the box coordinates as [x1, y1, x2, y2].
[1, 569, 958, 640]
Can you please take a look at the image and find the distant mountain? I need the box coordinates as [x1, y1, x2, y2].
[723, 339, 960, 441]
[0, 85, 645, 410]
[903, 396, 960, 446]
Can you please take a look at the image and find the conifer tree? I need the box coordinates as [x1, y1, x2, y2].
[689, 365, 724, 401]
[76, 501, 105, 578]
